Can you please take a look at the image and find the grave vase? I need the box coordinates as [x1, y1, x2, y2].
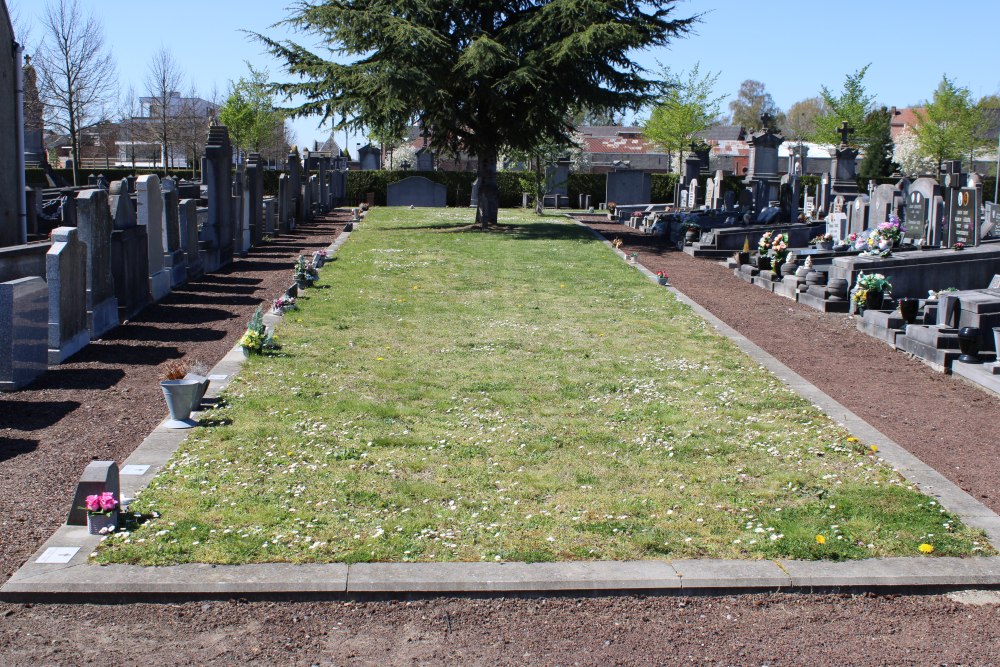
[897, 298, 919, 326]
[87, 511, 118, 535]
[160, 379, 201, 429]
[863, 290, 884, 312]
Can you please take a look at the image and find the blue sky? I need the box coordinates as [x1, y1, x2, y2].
[11, 0, 1000, 150]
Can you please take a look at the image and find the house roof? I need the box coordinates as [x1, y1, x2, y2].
[696, 125, 745, 141]
[583, 135, 661, 155]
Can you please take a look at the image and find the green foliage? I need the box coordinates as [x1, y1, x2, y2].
[858, 107, 897, 180]
[728, 80, 783, 131]
[784, 96, 829, 141]
[643, 63, 725, 167]
[218, 65, 284, 160]
[254, 0, 698, 224]
[914, 75, 983, 171]
[814, 65, 877, 146]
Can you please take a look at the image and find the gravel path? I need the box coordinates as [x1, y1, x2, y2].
[2, 212, 1000, 666]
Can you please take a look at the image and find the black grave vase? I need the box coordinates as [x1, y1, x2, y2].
[897, 298, 919, 326]
[957, 327, 982, 363]
[864, 290, 884, 312]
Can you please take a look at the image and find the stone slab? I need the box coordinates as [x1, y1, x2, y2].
[347, 561, 681, 593]
[797, 291, 850, 313]
[951, 359, 1000, 399]
[781, 557, 1000, 588]
[0, 277, 48, 391]
[670, 559, 789, 589]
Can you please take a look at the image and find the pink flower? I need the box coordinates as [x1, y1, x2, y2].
[98, 492, 118, 512]
[85, 495, 101, 512]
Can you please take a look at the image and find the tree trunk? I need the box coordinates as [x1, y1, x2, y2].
[534, 156, 543, 215]
[475, 148, 499, 228]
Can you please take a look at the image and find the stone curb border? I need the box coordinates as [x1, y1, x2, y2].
[3, 217, 1000, 602]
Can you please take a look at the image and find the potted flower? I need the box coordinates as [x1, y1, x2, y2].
[313, 249, 328, 268]
[160, 360, 202, 429]
[851, 272, 892, 314]
[272, 295, 297, 315]
[239, 307, 281, 357]
[811, 233, 834, 250]
[82, 491, 119, 535]
[954, 241, 966, 251]
[294, 256, 310, 289]
[768, 232, 790, 274]
[656, 271, 669, 286]
[680, 221, 701, 243]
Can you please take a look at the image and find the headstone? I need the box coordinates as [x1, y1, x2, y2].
[358, 144, 381, 171]
[687, 179, 698, 209]
[386, 176, 447, 207]
[737, 188, 753, 210]
[46, 227, 90, 363]
[263, 197, 277, 235]
[232, 170, 246, 256]
[832, 195, 845, 214]
[204, 125, 235, 265]
[744, 115, 783, 212]
[870, 184, 900, 227]
[160, 177, 186, 287]
[470, 178, 480, 208]
[303, 175, 316, 222]
[0, 277, 48, 391]
[723, 190, 736, 211]
[0, 9, 19, 247]
[178, 198, 202, 279]
[605, 171, 652, 206]
[330, 169, 346, 207]
[544, 160, 570, 198]
[415, 147, 434, 171]
[66, 461, 119, 526]
[804, 196, 815, 217]
[704, 179, 716, 210]
[245, 153, 264, 247]
[828, 121, 860, 197]
[109, 180, 136, 229]
[904, 191, 928, 244]
[818, 173, 830, 214]
[317, 157, 329, 212]
[108, 181, 150, 320]
[287, 148, 302, 224]
[848, 195, 870, 235]
[75, 189, 118, 337]
[948, 187, 979, 248]
[711, 170, 724, 209]
[827, 212, 848, 241]
[136, 175, 171, 302]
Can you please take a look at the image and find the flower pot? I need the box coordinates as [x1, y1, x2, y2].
[160, 379, 201, 429]
[657, 276, 669, 286]
[863, 290, 884, 312]
[685, 229, 699, 243]
[818, 241, 833, 250]
[756, 256, 772, 271]
[958, 326, 982, 363]
[184, 373, 211, 411]
[897, 298, 919, 326]
[241, 346, 251, 359]
[87, 511, 118, 535]
[296, 279, 309, 290]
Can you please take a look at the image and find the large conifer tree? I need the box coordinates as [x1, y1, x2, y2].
[255, 0, 696, 226]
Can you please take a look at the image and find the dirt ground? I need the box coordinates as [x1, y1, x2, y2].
[2, 212, 1000, 666]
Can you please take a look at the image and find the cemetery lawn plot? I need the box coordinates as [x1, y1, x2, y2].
[97, 209, 992, 565]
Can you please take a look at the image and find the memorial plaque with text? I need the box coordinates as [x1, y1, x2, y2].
[948, 187, 978, 247]
[904, 191, 927, 242]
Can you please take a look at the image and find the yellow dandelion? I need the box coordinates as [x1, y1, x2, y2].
[560, 284, 566, 288]
[377, 357, 384, 361]
[846, 437, 859, 443]
[412, 285, 419, 290]
[815, 535, 826, 545]
[918, 543, 934, 554]
[870, 445, 879, 453]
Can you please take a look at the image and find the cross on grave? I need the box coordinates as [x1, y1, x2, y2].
[760, 113, 774, 131]
[837, 121, 854, 146]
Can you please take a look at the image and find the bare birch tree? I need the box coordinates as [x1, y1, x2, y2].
[145, 46, 183, 170]
[34, 0, 117, 185]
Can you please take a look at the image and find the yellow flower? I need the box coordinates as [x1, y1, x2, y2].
[846, 437, 859, 443]
[918, 543, 934, 554]
[815, 535, 826, 545]
[870, 445, 879, 453]
[377, 357, 384, 361]
[560, 284, 566, 289]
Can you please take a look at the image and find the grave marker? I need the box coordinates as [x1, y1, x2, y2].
[75, 189, 118, 337]
[46, 227, 90, 363]
[136, 175, 171, 302]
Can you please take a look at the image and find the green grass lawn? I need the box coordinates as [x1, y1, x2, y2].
[97, 208, 991, 565]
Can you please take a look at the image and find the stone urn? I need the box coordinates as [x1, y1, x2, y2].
[897, 298, 920, 326]
[957, 327, 982, 363]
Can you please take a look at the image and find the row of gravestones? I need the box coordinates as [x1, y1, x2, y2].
[823, 172, 985, 248]
[0, 125, 337, 391]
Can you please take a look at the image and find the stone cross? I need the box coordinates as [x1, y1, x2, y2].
[760, 113, 774, 131]
[837, 121, 854, 146]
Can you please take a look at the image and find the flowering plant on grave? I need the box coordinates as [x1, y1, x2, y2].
[272, 296, 297, 313]
[81, 491, 118, 516]
[928, 287, 958, 300]
[851, 272, 892, 307]
[757, 231, 774, 255]
[767, 232, 790, 266]
[239, 307, 280, 354]
[294, 255, 310, 283]
[316, 249, 328, 259]
[656, 271, 668, 280]
[954, 241, 966, 250]
[810, 233, 834, 244]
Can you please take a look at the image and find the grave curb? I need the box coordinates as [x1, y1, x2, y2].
[4, 217, 1000, 602]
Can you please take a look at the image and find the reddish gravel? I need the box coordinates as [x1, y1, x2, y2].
[2, 211, 1000, 666]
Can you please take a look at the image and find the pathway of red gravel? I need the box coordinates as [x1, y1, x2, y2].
[2, 211, 1000, 666]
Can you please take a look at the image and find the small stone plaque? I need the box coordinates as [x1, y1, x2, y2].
[36, 547, 80, 564]
[208, 374, 227, 381]
[120, 464, 150, 476]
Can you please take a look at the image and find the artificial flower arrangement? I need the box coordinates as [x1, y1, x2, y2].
[294, 256, 319, 285]
[954, 241, 966, 250]
[271, 295, 297, 314]
[810, 233, 834, 245]
[611, 237, 623, 250]
[82, 491, 119, 534]
[851, 272, 892, 309]
[855, 215, 905, 257]
[656, 271, 669, 286]
[757, 231, 790, 271]
[239, 307, 280, 355]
